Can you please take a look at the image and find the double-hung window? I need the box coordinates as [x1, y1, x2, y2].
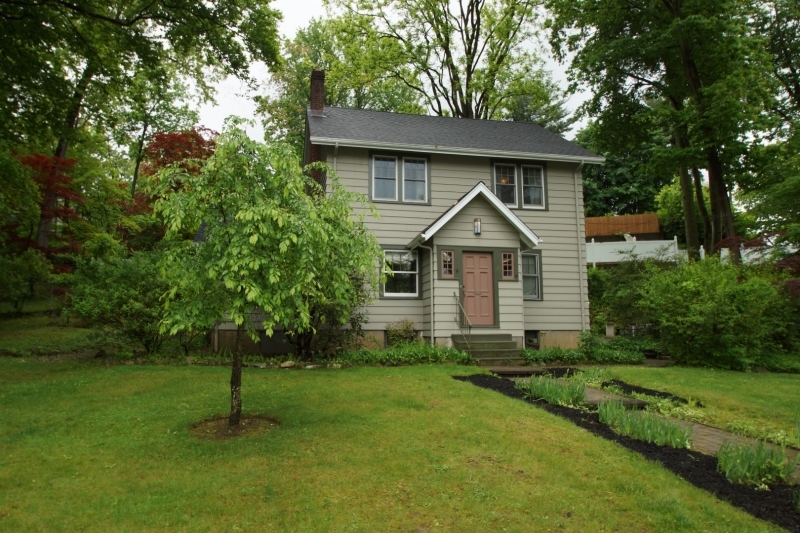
[403, 159, 427, 202]
[373, 157, 397, 200]
[522, 253, 541, 300]
[384, 250, 418, 296]
[372, 156, 427, 203]
[522, 166, 545, 208]
[494, 164, 517, 206]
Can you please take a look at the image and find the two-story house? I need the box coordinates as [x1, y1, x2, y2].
[301, 69, 603, 356]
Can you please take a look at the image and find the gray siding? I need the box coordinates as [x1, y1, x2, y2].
[328, 148, 588, 332]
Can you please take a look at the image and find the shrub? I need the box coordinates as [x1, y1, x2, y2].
[70, 251, 166, 353]
[716, 440, 799, 489]
[521, 376, 585, 407]
[0, 249, 51, 314]
[579, 331, 646, 364]
[521, 346, 584, 365]
[598, 400, 692, 448]
[637, 259, 797, 369]
[334, 342, 470, 366]
[386, 318, 418, 346]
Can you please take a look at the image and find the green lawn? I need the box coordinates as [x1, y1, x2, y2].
[0, 360, 781, 532]
[606, 366, 800, 445]
[0, 314, 96, 355]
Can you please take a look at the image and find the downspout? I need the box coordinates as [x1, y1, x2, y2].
[333, 142, 339, 173]
[573, 160, 587, 331]
[417, 243, 435, 346]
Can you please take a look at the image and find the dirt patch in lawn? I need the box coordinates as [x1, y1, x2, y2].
[190, 414, 280, 441]
[454, 374, 800, 532]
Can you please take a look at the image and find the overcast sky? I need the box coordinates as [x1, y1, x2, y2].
[197, 0, 589, 140]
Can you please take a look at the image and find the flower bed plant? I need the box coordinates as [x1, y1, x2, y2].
[717, 440, 799, 489]
[518, 376, 585, 407]
[598, 399, 692, 449]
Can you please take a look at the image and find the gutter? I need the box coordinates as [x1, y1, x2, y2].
[573, 160, 588, 331]
[309, 137, 605, 164]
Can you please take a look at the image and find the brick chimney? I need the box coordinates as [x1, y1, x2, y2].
[310, 69, 325, 116]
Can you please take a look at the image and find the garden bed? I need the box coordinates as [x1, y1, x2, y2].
[454, 374, 800, 532]
[531, 367, 697, 405]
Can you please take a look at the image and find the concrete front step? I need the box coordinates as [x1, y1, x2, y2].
[474, 357, 528, 367]
[452, 333, 512, 343]
[453, 340, 518, 351]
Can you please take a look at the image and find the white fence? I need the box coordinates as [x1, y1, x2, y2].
[586, 237, 683, 267]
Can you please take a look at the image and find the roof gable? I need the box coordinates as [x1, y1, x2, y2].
[409, 182, 540, 249]
[307, 106, 603, 163]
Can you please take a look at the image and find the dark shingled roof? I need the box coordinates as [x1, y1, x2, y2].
[307, 106, 601, 162]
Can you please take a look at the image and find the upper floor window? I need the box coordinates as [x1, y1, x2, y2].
[403, 159, 427, 202]
[372, 155, 428, 203]
[494, 164, 517, 207]
[384, 250, 418, 297]
[522, 166, 545, 208]
[373, 156, 397, 200]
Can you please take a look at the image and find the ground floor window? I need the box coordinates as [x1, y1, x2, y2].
[522, 253, 541, 300]
[441, 250, 454, 278]
[384, 250, 418, 296]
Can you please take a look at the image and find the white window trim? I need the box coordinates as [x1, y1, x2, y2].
[383, 249, 419, 297]
[522, 253, 541, 301]
[372, 155, 398, 201]
[402, 157, 428, 203]
[494, 163, 518, 208]
[521, 164, 546, 210]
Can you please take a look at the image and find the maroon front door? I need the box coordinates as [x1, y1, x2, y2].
[463, 252, 494, 326]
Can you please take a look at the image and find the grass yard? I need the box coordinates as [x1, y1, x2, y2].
[606, 366, 800, 444]
[0, 360, 782, 532]
[0, 314, 95, 355]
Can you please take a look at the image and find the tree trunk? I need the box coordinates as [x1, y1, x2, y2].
[229, 325, 245, 426]
[691, 167, 712, 254]
[705, 146, 741, 265]
[673, 136, 700, 260]
[130, 123, 149, 197]
[37, 63, 95, 250]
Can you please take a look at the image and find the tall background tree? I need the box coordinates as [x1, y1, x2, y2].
[546, 0, 773, 260]
[328, 0, 572, 130]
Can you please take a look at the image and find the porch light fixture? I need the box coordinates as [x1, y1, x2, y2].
[474, 218, 482, 235]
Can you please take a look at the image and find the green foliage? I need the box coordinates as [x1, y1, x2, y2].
[520, 334, 646, 365]
[637, 259, 798, 369]
[579, 331, 647, 364]
[568, 368, 612, 388]
[598, 400, 692, 449]
[0, 250, 51, 314]
[334, 342, 470, 366]
[724, 420, 800, 449]
[520, 377, 586, 407]
[151, 121, 383, 352]
[716, 440, 799, 489]
[385, 318, 418, 347]
[256, 15, 424, 154]
[577, 119, 672, 217]
[70, 251, 166, 353]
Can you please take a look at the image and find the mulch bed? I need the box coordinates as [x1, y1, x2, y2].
[600, 378, 700, 405]
[454, 374, 800, 532]
[530, 367, 698, 405]
[190, 414, 280, 441]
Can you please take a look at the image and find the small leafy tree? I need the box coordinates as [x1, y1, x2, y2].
[0, 249, 51, 313]
[151, 121, 382, 425]
[70, 251, 166, 353]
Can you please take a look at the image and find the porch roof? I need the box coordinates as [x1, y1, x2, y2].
[407, 182, 540, 249]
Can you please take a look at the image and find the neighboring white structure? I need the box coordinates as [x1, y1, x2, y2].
[586, 236, 683, 267]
